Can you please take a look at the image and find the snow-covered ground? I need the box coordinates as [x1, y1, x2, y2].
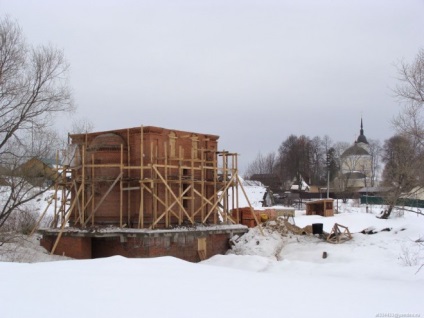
[0, 200, 423, 318]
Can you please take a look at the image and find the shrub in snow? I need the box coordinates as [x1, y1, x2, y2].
[1, 207, 39, 235]
[398, 242, 423, 267]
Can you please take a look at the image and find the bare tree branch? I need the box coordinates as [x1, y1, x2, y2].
[393, 49, 424, 148]
[0, 16, 73, 230]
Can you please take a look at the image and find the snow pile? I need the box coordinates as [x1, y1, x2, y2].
[0, 234, 70, 263]
[224, 203, 424, 269]
[228, 219, 288, 260]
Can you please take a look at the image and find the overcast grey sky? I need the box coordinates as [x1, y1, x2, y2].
[1, 0, 423, 172]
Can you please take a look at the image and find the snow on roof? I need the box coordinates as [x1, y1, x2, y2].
[290, 179, 310, 191]
[223, 176, 267, 209]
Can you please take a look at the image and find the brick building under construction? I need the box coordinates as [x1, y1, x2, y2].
[39, 126, 252, 262]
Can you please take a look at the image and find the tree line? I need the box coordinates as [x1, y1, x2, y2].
[245, 135, 381, 190]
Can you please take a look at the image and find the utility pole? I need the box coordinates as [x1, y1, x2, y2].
[326, 150, 330, 199]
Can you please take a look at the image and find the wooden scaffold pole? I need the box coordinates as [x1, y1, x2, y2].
[81, 144, 86, 226]
[212, 150, 218, 224]
[120, 143, 124, 227]
[235, 154, 240, 223]
[139, 125, 144, 229]
[127, 128, 131, 227]
[237, 174, 264, 235]
[91, 152, 95, 227]
[50, 183, 84, 255]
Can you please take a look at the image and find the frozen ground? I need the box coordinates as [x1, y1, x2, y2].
[0, 200, 423, 318]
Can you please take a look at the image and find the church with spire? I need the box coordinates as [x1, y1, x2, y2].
[338, 118, 372, 190]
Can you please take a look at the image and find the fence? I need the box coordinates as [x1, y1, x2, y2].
[360, 195, 424, 208]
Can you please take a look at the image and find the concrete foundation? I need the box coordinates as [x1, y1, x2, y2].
[39, 225, 247, 262]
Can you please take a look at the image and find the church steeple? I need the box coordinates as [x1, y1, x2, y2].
[356, 117, 368, 144]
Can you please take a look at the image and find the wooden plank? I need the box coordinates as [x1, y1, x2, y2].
[139, 125, 144, 228]
[29, 196, 54, 236]
[202, 173, 236, 223]
[190, 148, 195, 222]
[153, 165, 193, 224]
[150, 185, 191, 228]
[81, 145, 85, 225]
[198, 250, 206, 261]
[178, 145, 183, 225]
[152, 141, 157, 228]
[83, 172, 123, 226]
[237, 174, 264, 235]
[120, 143, 123, 227]
[200, 149, 205, 221]
[164, 141, 169, 228]
[127, 128, 131, 227]
[140, 183, 180, 221]
[222, 153, 227, 223]
[213, 150, 217, 224]
[50, 183, 84, 255]
[197, 237, 207, 260]
[91, 153, 95, 226]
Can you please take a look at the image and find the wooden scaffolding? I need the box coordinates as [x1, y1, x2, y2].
[48, 126, 259, 234]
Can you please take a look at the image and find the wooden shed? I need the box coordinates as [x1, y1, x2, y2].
[306, 199, 334, 217]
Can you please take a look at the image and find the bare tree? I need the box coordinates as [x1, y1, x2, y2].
[392, 49, 424, 147]
[331, 142, 351, 202]
[380, 135, 423, 219]
[327, 146, 339, 182]
[309, 136, 326, 185]
[244, 152, 276, 178]
[70, 117, 94, 135]
[0, 16, 73, 229]
[388, 49, 424, 218]
[368, 138, 382, 187]
[276, 135, 313, 186]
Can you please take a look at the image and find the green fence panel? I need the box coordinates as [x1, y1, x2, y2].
[360, 195, 424, 208]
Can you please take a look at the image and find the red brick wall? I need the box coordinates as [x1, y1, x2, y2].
[91, 232, 231, 262]
[40, 235, 92, 259]
[70, 126, 219, 228]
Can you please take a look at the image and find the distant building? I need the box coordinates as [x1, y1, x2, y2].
[289, 175, 310, 193]
[16, 157, 60, 187]
[249, 173, 282, 193]
[337, 119, 372, 190]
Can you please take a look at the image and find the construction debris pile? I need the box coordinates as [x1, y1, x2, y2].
[228, 218, 353, 259]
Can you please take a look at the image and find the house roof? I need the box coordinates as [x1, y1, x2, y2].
[401, 186, 424, 201]
[243, 179, 265, 187]
[250, 173, 281, 192]
[342, 119, 371, 157]
[23, 157, 60, 168]
[358, 186, 391, 194]
[342, 144, 370, 157]
[290, 178, 310, 191]
[356, 118, 369, 144]
[70, 126, 220, 143]
[38, 158, 59, 167]
[343, 171, 367, 179]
